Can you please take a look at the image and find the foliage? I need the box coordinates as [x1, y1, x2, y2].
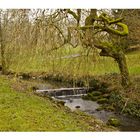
[109, 91, 140, 118]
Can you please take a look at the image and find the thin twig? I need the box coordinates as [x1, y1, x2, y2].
[121, 98, 129, 114]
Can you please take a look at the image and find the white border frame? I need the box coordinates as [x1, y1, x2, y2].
[0, 132, 140, 140]
[0, 0, 140, 8]
[0, 0, 140, 140]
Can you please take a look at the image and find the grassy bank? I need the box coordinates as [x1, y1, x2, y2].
[0, 75, 114, 131]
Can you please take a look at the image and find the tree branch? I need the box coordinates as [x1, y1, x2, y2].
[99, 13, 124, 24]
[106, 22, 129, 36]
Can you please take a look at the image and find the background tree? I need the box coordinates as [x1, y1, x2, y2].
[113, 9, 140, 51]
[0, 10, 9, 74]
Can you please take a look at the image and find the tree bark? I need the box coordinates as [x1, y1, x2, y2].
[85, 10, 130, 87]
[115, 52, 130, 87]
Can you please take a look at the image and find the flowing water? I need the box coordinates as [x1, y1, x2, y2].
[27, 79, 140, 131]
[56, 96, 140, 131]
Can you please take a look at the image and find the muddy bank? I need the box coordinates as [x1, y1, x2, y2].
[6, 71, 110, 88]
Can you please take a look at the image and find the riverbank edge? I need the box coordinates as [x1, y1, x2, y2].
[3, 71, 140, 119]
[0, 74, 116, 131]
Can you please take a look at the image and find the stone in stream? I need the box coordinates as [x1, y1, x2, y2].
[69, 99, 73, 103]
[97, 98, 108, 104]
[75, 105, 81, 109]
[31, 86, 39, 91]
[107, 117, 121, 127]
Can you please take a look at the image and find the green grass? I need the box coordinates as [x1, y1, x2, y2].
[0, 76, 113, 131]
[126, 52, 140, 75]
[2, 45, 140, 77]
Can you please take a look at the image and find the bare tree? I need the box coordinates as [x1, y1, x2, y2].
[0, 10, 9, 74]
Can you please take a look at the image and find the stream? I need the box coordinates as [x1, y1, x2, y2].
[56, 96, 140, 131]
[27, 79, 140, 131]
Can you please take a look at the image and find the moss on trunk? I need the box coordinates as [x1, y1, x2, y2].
[115, 52, 130, 87]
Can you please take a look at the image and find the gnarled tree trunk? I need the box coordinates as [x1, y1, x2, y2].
[114, 52, 130, 87]
[66, 9, 131, 88]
